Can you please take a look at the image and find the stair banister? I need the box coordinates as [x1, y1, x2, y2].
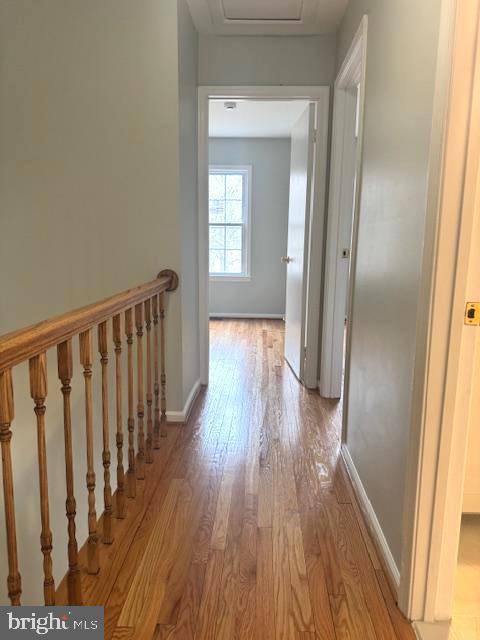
[0, 269, 179, 606]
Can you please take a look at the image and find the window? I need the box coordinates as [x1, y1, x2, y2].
[209, 165, 251, 279]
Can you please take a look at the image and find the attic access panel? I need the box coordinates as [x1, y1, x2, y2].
[222, 0, 303, 21]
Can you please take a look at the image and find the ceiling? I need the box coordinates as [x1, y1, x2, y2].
[187, 0, 348, 35]
[209, 100, 309, 138]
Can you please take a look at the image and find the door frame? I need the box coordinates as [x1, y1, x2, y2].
[197, 85, 330, 386]
[320, 16, 368, 403]
[399, 0, 480, 624]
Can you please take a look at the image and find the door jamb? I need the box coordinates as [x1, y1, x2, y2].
[320, 17, 368, 404]
[197, 85, 330, 386]
[399, 0, 480, 623]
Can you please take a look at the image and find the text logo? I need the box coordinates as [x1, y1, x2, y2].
[0, 607, 103, 638]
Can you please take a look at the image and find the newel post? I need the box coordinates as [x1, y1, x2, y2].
[156, 270, 179, 437]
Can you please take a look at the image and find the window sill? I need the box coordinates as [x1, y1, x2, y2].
[209, 275, 251, 283]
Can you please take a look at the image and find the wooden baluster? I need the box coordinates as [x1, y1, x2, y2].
[152, 295, 161, 449]
[125, 309, 136, 498]
[79, 330, 100, 574]
[144, 299, 153, 463]
[98, 322, 113, 544]
[113, 315, 126, 518]
[135, 303, 145, 479]
[159, 292, 168, 437]
[57, 341, 82, 605]
[0, 369, 22, 605]
[29, 353, 55, 605]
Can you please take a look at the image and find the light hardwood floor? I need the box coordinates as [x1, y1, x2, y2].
[451, 515, 480, 640]
[57, 319, 414, 639]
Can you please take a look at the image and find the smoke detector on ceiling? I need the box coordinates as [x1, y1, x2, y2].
[224, 101, 237, 111]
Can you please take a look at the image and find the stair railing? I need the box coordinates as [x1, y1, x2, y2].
[0, 269, 179, 606]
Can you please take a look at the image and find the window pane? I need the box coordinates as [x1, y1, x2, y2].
[209, 174, 225, 200]
[225, 200, 242, 223]
[225, 226, 242, 250]
[209, 249, 225, 273]
[209, 225, 225, 250]
[226, 174, 243, 199]
[225, 250, 242, 273]
[209, 199, 225, 223]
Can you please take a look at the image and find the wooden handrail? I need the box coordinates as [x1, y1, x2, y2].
[0, 268, 178, 606]
[0, 270, 178, 373]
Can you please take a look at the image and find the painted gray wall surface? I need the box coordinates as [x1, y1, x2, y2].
[0, 0, 189, 603]
[178, 0, 200, 402]
[199, 34, 336, 86]
[209, 138, 290, 316]
[337, 2, 442, 567]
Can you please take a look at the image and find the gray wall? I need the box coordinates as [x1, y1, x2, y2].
[0, 0, 196, 603]
[199, 34, 336, 86]
[209, 138, 290, 317]
[337, 1, 442, 567]
[178, 0, 200, 401]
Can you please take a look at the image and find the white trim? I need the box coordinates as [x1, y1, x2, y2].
[209, 276, 251, 283]
[208, 164, 252, 279]
[303, 94, 330, 389]
[414, 621, 450, 640]
[209, 313, 284, 319]
[198, 85, 330, 387]
[341, 444, 401, 592]
[320, 18, 367, 400]
[166, 379, 202, 424]
[399, 0, 480, 622]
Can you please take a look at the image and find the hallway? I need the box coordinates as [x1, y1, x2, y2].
[57, 319, 414, 639]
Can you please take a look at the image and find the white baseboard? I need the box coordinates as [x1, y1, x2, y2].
[341, 444, 401, 592]
[413, 621, 451, 640]
[166, 379, 202, 424]
[209, 313, 285, 319]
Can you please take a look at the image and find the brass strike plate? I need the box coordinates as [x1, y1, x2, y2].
[465, 302, 480, 326]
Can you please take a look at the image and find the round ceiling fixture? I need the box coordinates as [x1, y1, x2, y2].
[224, 101, 237, 111]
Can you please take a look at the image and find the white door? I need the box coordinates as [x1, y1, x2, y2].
[284, 104, 316, 381]
[320, 86, 359, 399]
[463, 332, 480, 513]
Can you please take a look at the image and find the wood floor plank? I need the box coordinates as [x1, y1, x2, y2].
[256, 527, 276, 640]
[117, 480, 185, 627]
[286, 513, 315, 633]
[326, 495, 379, 639]
[376, 569, 416, 640]
[166, 560, 206, 639]
[342, 504, 397, 640]
[157, 475, 208, 625]
[210, 468, 235, 551]
[195, 550, 225, 640]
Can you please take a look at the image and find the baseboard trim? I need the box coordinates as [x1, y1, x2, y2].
[341, 444, 401, 593]
[209, 313, 285, 319]
[166, 379, 202, 424]
[413, 621, 450, 640]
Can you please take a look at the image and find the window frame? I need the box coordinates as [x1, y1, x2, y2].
[208, 164, 252, 281]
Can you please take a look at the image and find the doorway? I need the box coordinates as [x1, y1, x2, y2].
[197, 86, 330, 387]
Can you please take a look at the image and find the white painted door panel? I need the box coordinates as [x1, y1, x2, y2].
[284, 104, 315, 380]
[320, 87, 358, 399]
[463, 333, 480, 513]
